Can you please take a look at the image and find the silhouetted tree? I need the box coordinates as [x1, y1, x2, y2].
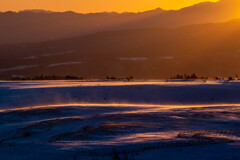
[190, 73, 198, 79]
[112, 151, 121, 160]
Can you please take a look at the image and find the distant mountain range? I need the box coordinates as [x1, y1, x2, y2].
[0, 0, 240, 44]
[1, 18, 240, 79]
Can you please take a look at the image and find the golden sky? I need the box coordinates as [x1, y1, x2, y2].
[1, 0, 219, 13]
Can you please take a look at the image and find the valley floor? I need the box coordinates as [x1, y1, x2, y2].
[1, 80, 240, 160]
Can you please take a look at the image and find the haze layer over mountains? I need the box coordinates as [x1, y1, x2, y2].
[1, 0, 240, 44]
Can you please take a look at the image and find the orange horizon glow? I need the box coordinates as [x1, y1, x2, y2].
[0, 0, 219, 13]
[1, 102, 240, 113]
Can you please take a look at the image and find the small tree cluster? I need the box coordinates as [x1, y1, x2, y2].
[112, 151, 135, 160]
[171, 73, 207, 80]
[106, 76, 134, 81]
[11, 74, 85, 80]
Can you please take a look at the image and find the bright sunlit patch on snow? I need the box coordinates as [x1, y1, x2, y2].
[48, 62, 82, 67]
[160, 56, 174, 60]
[1, 102, 240, 113]
[119, 57, 148, 61]
[0, 65, 38, 72]
[115, 131, 179, 143]
[42, 50, 76, 57]
[0, 80, 224, 89]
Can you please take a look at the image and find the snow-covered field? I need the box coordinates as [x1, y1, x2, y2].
[1, 80, 240, 160]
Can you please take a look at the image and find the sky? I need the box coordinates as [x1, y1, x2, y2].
[0, 0, 219, 13]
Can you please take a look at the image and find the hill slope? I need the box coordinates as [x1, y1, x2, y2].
[0, 0, 240, 44]
[1, 19, 240, 79]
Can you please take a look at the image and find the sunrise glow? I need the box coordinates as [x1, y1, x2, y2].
[1, 0, 219, 13]
[1, 0, 240, 159]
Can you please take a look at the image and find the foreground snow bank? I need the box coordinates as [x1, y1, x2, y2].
[0, 80, 239, 109]
[1, 80, 240, 160]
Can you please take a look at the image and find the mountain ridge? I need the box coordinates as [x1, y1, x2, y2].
[0, 0, 239, 44]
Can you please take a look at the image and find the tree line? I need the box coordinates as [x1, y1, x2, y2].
[11, 74, 84, 80]
[11, 74, 134, 81]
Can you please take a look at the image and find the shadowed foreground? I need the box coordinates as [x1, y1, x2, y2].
[1, 80, 240, 159]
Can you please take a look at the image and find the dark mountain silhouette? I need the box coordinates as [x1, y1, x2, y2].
[0, 0, 239, 44]
[18, 9, 53, 13]
[1, 19, 240, 79]
[0, 8, 165, 44]
[119, 0, 240, 29]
